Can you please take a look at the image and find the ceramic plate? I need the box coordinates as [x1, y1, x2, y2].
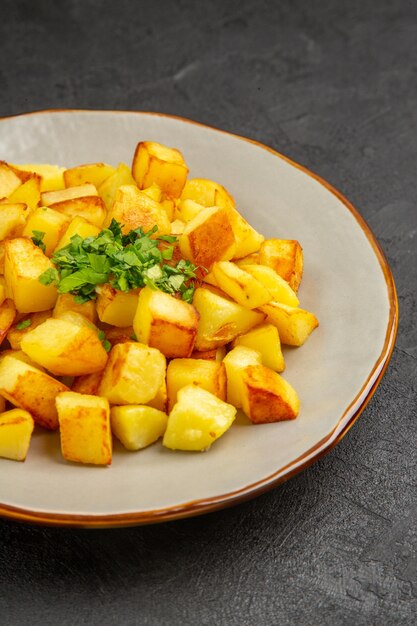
[0, 110, 397, 527]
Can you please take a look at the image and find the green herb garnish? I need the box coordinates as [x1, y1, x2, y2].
[39, 220, 199, 304]
[31, 230, 46, 253]
[97, 330, 112, 352]
[16, 318, 32, 330]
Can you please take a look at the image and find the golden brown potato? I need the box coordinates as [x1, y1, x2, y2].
[110, 405, 168, 451]
[0, 408, 34, 462]
[193, 286, 266, 351]
[12, 164, 66, 192]
[133, 286, 199, 358]
[179, 206, 236, 268]
[0, 299, 16, 346]
[98, 162, 136, 210]
[47, 196, 106, 228]
[232, 323, 285, 372]
[223, 345, 262, 408]
[8, 174, 41, 211]
[104, 326, 135, 347]
[64, 162, 116, 188]
[4, 238, 58, 313]
[41, 183, 98, 205]
[132, 141, 189, 198]
[190, 346, 227, 361]
[259, 301, 319, 346]
[0, 203, 27, 240]
[98, 341, 166, 405]
[241, 365, 300, 423]
[96, 285, 140, 327]
[20, 316, 108, 376]
[0, 161, 22, 197]
[0, 354, 69, 430]
[104, 184, 171, 236]
[180, 178, 235, 208]
[259, 239, 304, 291]
[53, 216, 100, 252]
[211, 261, 272, 309]
[22, 206, 70, 256]
[243, 264, 299, 306]
[53, 293, 97, 323]
[56, 391, 112, 465]
[166, 358, 226, 411]
[7, 310, 52, 350]
[0, 349, 46, 372]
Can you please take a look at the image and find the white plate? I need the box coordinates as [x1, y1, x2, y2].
[0, 110, 397, 527]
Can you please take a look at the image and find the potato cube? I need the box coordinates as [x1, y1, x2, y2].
[71, 371, 103, 395]
[212, 261, 272, 309]
[234, 253, 260, 267]
[0, 203, 27, 240]
[167, 358, 226, 411]
[0, 299, 16, 346]
[0, 408, 34, 461]
[12, 164, 66, 192]
[142, 183, 163, 202]
[259, 239, 304, 291]
[41, 183, 98, 206]
[170, 218, 185, 235]
[104, 184, 170, 236]
[98, 162, 136, 210]
[4, 238, 58, 313]
[0, 161, 22, 197]
[163, 385, 236, 451]
[0, 355, 69, 429]
[220, 201, 264, 259]
[233, 323, 285, 372]
[243, 264, 299, 306]
[132, 141, 189, 198]
[56, 391, 112, 465]
[259, 301, 319, 346]
[8, 174, 41, 211]
[7, 310, 52, 350]
[133, 286, 199, 358]
[193, 286, 266, 351]
[146, 379, 167, 412]
[47, 196, 106, 228]
[176, 199, 205, 222]
[241, 365, 300, 423]
[54, 216, 100, 252]
[104, 326, 135, 347]
[64, 162, 116, 188]
[179, 206, 236, 268]
[180, 178, 235, 208]
[110, 405, 168, 451]
[23, 206, 70, 256]
[0, 349, 46, 372]
[99, 342, 166, 405]
[96, 284, 140, 327]
[223, 345, 262, 407]
[190, 346, 226, 361]
[53, 293, 97, 323]
[20, 316, 108, 376]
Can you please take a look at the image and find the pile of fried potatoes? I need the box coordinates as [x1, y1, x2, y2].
[0, 141, 318, 466]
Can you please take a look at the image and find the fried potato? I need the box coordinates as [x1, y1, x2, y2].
[193, 286, 266, 351]
[0, 408, 34, 461]
[7, 310, 52, 350]
[0, 161, 22, 197]
[0, 203, 27, 240]
[99, 342, 166, 405]
[22, 206, 70, 256]
[53, 293, 97, 323]
[259, 301, 319, 346]
[0, 355, 69, 430]
[12, 164, 66, 192]
[211, 261, 272, 309]
[179, 206, 236, 268]
[4, 238, 58, 313]
[41, 183, 98, 205]
[110, 405, 168, 451]
[104, 184, 170, 236]
[163, 385, 236, 451]
[166, 358, 226, 411]
[8, 174, 41, 211]
[54, 215, 100, 252]
[241, 365, 300, 423]
[64, 162, 116, 188]
[232, 323, 285, 372]
[71, 370, 103, 395]
[0, 299, 17, 347]
[132, 141, 188, 198]
[98, 162, 136, 210]
[133, 286, 199, 358]
[56, 391, 112, 465]
[96, 285, 140, 327]
[180, 178, 235, 208]
[259, 239, 304, 291]
[243, 264, 299, 307]
[223, 345, 262, 408]
[47, 196, 106, 228]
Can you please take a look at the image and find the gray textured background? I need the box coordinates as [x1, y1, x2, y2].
[0, 1, 416, 624]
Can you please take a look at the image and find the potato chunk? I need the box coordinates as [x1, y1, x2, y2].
[179, 206, 236, 269]
[64, 162, 116, 188]
[71, 371, 103, 395]
[53, 293, 97, 323]
[180, 178, 235, 208]
[54, 216, 100, 252]
[0, 355, 69, 430]
[4, 238, 58, 313]
[0, 299, 17, 346]
[212, 261, 272, 309]
[241, 365, 300, 423]
[0, 203, 27, 240]
[56, 391, 112, 466]
[0, 408, 34, 461]
[193, 287, 266, 351]
[98, 162, 136, 210]
[133, 287, 199, 358]
[22, 206, 70, 256]
[20, 316, 108, 376]
[110, 405, 168, 451]
[223, 345, 262, 408]
[242, 264, 299, 306]
[259, 239, 304, 291]
[99, 342, 166, 405]
[0, 161, 22, 197]
[166, 358, 226, 411]
[259, 301, 319, 346]
[104, 184, 171, 236]
[163, 385, 236, 451]
[12, 163, 66, 192]
[132, 141, 188, 198]
[8, 174, 41, 211]
[41, 183, 98, 205]
[7, 310, 52, 350]
[96, 285, 140, 327]
[232, 323, 285, 372]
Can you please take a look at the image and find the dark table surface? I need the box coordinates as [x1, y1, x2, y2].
[1, 1, 416, 624]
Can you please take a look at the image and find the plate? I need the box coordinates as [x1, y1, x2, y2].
[0, 110, 397, 527]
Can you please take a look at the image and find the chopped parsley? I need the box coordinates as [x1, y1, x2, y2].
[39, 220, 199, 304]
[31, 230, 46, 253]
[97, 330, 112, 353]
[16, 318, 32, 330]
